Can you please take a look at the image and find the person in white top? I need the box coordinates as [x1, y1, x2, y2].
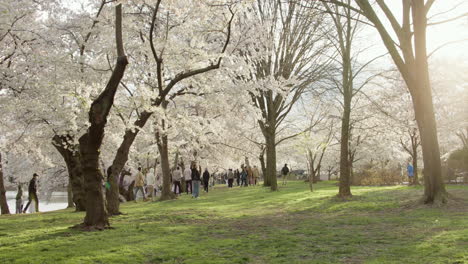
[184, 166, 192, 194]
[173, 166, 183, 195]
[146, 168, 156, 200]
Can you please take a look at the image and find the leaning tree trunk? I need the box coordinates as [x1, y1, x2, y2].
[264, 129, 278, 191]
[0, 153, 10, 215]
[52, 135, 86, 211]
[107, 111, 153, 215]
[411, 1, 446, 203]
[78, 4, 128, 230]
[338, 93, 352, 198]
[157, 133, 175, 201]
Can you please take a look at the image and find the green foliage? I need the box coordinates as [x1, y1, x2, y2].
[448, 147, 468, 171]
[0, 182, 467, 264]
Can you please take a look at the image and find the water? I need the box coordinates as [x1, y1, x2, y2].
[5, 191, 69, 214]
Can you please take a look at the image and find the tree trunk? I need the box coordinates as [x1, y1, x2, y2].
[78, 4, 128, 229]
[0, 153, 10, 215]
[79, 134, 109, 229]
[52, 135, 86, 211]
[259, 149, 268, 186]
[67, 183, 74, 208]
[411, 1, 446, 203]
[338, 95, 352, 198]
[107, 111, 152, 215]
[412, 141, 419, 185]
[264, 130, 278, 191]
[158, 133, 175, 201]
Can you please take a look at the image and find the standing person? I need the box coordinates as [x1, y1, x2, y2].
[202, 168, 210, 193]
[23, 173, 39, 213]
[15, 184, 23, 214]
[253, 166, 260, 186]
[184, 166, 192, 194]
[240, 168, 248, 187]
[146, 169, 156, 201]
[247, 166, 254, 186]
[191, 163, 201, 198]
[235, 169, 240, 186]
[407, 162, 414, 185]
[173, 166, 182, 195]
[134, 167, 146, 201]
[281, 164, 290, 185]
[227, 169, 234, 188]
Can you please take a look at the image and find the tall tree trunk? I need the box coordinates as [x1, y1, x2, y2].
[157, 133, 175, 201]
[411, 1, 446, 203]
[107, 111, 152, 215]
[0, 153, 10, 215]
[79, 134, 109, 229]
[52, 135, 86, 211]
[338, 95, 352, 198]
[412, 141, 419, 185]
[259, 148, 268, 186]
[307, 151, 314, 192]
[264, 129, 278, 191]
[67, 183, 74, 208]
[78, 4, 128, 229]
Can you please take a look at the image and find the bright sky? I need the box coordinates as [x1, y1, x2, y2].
[367, 0, 468, 61]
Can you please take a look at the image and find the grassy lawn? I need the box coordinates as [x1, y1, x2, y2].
[0, 181, 467, 264]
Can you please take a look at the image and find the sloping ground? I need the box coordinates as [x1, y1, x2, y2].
[0, 181, 467, 264]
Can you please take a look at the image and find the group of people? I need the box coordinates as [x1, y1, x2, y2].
[225, 165, 261, 188]
[129, 162, 210, 201]
[171, 164, 209, 198]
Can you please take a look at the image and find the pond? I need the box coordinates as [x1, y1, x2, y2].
[5, 191, 69, 214]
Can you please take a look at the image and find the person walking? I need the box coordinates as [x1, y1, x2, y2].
[134, 167, 146, 201]
[235, 169, 240, 186]
[247, 166, 254, 185]
[191, 163, 201, 198]
[281, 164, 290, 185]
[184, 166, 192, 194]
[407, 162, 414, 185]
[253, 165, 260, 186]
[173, 166, 182, 195]
[227, 169, 234, 188]
[23, 173, 39, 213]
[240, 168, 248, 187]
[202, 168, 210, 193]
[15, 184, 23, 214]
[146, 169, 156, 201]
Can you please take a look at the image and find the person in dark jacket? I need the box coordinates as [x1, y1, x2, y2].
[240, 168, 248, 187]
[191, 163, 201, 198]
[23, 173, 39, 213]
[202, 168, 210, 192]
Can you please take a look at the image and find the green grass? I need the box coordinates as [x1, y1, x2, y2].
[1, 181, 467, 264]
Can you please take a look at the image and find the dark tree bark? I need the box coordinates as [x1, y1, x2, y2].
[156, 106, 176, 201]
[338, 59, 352, 198]
[0, 153, 10, 215]
[264, 128, 278, 191]
[259, 147, 267, 185]
[322, 1, 357, 198]
[78, 4, 128, 230]
[52, 134, 86, 211]
[353, 0, 447, 203]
